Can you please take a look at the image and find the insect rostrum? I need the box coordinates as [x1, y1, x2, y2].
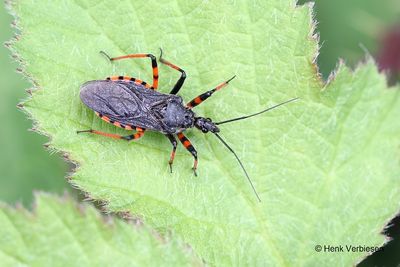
[77, 50, 298, 202]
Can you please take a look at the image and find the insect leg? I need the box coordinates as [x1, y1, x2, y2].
[186, 76, 236, 109]
[177, 132, 198, 176]
[165, 134, 178, 173]
[100, 51, 159, 89]
[159, 49, 186, 95]
[77, 127, 146, 141]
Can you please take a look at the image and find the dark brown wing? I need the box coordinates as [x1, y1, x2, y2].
[80, 80, 176, 132]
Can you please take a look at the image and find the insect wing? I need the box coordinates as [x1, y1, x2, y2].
[80, 80, 164, 130]
[80, 80, 141, 116]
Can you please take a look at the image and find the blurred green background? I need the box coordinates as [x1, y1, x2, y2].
[301, 0, 400, 78]
[0, 1, 399, 266]
[0, 3, 70, 206]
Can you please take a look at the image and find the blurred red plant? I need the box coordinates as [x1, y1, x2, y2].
[377, 25, 400, 85]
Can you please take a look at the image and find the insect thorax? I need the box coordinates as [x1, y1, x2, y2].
[161, 98, 195, 134]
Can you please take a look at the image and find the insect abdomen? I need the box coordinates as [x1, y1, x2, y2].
[95, 112, 135, 130]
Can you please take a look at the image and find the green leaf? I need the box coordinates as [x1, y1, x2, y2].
[8, 0, 400, 265]
[0, 193, 199, 266]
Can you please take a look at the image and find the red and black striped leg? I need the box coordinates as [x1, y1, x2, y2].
[159, 49, 186, 95]
[77, 127, 146, 141]
[177, 132, 198, 176]
[186, 76, 236, 109]
[100, 51, 159, 89]
[165, 134, 178, 173]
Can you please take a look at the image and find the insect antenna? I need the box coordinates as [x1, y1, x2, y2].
[215, 97, 299, 125]
[214, 133, 261, 202]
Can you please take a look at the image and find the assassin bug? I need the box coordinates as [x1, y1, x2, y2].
[77, 49, 298, 202]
